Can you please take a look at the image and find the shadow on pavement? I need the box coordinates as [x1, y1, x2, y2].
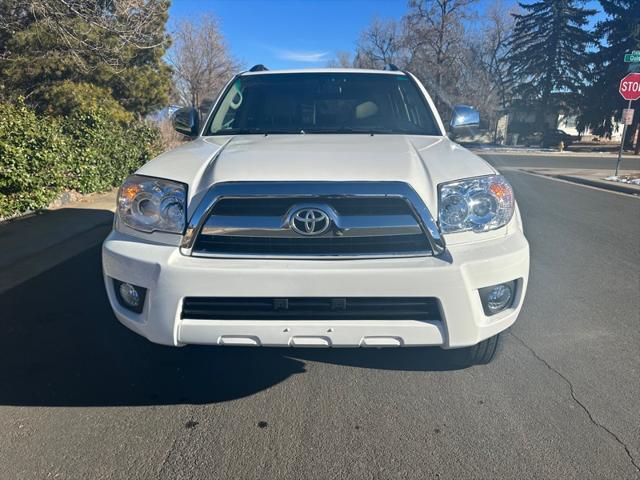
[0, 208, 113, 269]
[0, 244, 463, 407]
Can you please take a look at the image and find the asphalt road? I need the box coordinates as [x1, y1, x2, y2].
[1, 154, 639, 480]
[474, 150, 640, 171]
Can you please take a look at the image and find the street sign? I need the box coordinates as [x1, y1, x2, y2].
[619, 73, 640, 101]
[624, 51, 640, 63]
[622, 108, 634, 125]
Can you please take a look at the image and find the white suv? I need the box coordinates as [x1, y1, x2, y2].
[102, 66, 529, 365]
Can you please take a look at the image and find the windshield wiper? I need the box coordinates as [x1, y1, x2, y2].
[210, 128, 300, 135]
[211, 126, 420, 135]
[303, 126, 413, 135]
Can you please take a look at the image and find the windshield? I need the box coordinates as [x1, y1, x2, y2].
[206, 73, 441, 136]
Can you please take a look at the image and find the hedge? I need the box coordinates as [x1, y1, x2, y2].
[0, 100, 160, 218]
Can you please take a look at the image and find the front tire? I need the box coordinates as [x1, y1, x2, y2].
[453, 334, 501, 366]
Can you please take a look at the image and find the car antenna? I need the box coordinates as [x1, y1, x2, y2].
[249, 64, 269, 72]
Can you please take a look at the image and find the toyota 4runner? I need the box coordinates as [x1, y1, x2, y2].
[102, 66, 530, 365]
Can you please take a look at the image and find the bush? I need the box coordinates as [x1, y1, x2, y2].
[60, 110, 159, 193]
[0, 99, 160, 218]
[0, 101, 68, 215]
[39, 81, 134, 124]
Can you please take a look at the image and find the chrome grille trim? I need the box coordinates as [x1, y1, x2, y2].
[201, 214, 423, 238]
[181, 182, 446, 258]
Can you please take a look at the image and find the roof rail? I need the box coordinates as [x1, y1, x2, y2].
[383, 63, 399, 71]
[249, 64, 269, 72]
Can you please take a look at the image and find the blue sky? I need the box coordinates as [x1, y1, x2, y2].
[169, 0, 410, 69]
[168, 0, 603, 70]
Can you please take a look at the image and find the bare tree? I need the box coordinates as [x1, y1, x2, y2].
[403, 0, 477, 113]
[353, 0, 515, 129]
[167, 14, 239, 110]
[354, 18, 408, 69]
[326, 51, 354, 68]
[350, 0, 515, 137]
[479, 0, 515, 110]
[455, 0, 514, 130]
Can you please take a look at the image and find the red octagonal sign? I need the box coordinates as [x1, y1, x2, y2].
[619, 73, 640, 101]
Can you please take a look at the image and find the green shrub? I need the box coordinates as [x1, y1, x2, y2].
[0, 101, 68, 215]
[60, 110, 160, 193]
[39, 81, 134, 124]
[0, 99, 160, 218]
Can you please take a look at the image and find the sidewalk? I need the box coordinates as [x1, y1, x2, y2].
[466, 143, 639, 158]
[0, 190, 117, 294]
[521, 168, 640, 195]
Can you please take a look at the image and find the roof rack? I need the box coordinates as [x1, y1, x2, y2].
[249, 64, 269, 72]
[383, 63, 399, 71]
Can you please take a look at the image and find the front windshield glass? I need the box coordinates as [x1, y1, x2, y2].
[206, 73, 441, 136]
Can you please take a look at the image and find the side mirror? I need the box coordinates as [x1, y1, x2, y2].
[172, 107, 199, 137]
[450, 105, 480, 132]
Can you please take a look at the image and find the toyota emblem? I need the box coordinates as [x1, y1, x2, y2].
[290, 207, 331, 235]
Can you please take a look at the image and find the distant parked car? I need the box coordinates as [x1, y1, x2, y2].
[521, 129, 580, 148]
[542, 129, 580, 147]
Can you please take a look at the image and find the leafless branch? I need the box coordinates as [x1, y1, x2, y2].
[1, 0, 169, 70]
[166, 14, 240, 109]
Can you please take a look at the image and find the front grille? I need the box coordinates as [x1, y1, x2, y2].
[194, 233, 430, 256]
[181, 297, 441, 321]
[192, 195, 433, 258]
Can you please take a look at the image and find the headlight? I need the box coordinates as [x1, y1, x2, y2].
[117, 175, 187, 233]
[438, 175, 514, 233]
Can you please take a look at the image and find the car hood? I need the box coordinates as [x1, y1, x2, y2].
[137, 134, 496, 214]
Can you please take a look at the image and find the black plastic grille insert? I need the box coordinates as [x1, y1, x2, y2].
[194, 234, 431, 256]
[181, 297, 441, 321]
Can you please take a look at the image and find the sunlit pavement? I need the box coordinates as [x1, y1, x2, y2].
[1, 154, 638, 479]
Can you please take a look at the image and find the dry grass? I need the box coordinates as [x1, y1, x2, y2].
[157, 119, 188, 152]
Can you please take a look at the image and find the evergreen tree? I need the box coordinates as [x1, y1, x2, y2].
[0, 0, 172, 118]
[579, 0, 640, 144]
[508, 0, 596, 131]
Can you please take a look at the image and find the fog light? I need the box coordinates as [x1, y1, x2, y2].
[479, 281, 516, 316]
[487, 285, 512, 312]
[113, 279, 146, 313]
[119, 283, 140, 307]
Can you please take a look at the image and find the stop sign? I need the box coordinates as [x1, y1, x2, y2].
[619, 73, 640, 101]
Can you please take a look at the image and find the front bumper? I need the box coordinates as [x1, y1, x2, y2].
[102, 230, 529, 348]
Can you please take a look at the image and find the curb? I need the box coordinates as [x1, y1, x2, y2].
[471, 149, 639, 158]
[554, 175, 640, 196]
